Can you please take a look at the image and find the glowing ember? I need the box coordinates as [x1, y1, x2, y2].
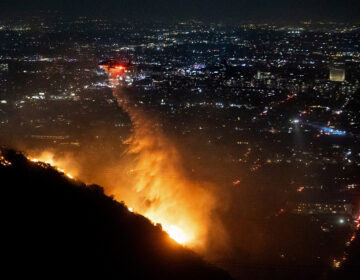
[0, 155, 12, 166]
[29, 154, 75, 180]
[129, 206, 190, 245]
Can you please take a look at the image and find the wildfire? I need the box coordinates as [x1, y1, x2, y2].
[23, 63, 222, 251]
[128, 205, 191, 244]
[164, 225, 188, 245]
[26, 153, 197, 245]
[94, 63, 218, 248]
[29, 153, 75, 180]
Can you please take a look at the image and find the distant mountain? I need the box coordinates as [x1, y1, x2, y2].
[0, 149, 231, 280]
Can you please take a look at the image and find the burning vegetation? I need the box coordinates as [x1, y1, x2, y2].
[0, 149, 232, 280]
[24, 63, 226, 253]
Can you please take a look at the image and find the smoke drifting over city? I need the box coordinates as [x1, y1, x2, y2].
[26, 63, 228, 258]
[103, 65, 228, 252]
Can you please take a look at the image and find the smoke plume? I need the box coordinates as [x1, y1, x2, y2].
[26, 69, 228, 257]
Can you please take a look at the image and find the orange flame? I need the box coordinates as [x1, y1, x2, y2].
[27, 144, 213, 247]
[29, 152, 76, 180]
[26, 66, 224, 250]
[101, 66, 218, 248]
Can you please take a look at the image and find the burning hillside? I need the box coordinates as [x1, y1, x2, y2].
[25, 62, 227, 253]
[0, 148, 232, 280]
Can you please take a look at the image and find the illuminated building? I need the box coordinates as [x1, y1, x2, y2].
[0, 63, 8, 72]
[293, 202, 353, 215]
[329, 59, 346, 82]
[256, 71, 271, 80]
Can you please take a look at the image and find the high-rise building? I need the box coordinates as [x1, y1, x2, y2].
[256, 70, 271, 80]
[329, 58, 346, 82]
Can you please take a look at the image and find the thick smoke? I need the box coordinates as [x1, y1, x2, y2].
[106, 71, 227, 253]
[26, 70, 228, 257]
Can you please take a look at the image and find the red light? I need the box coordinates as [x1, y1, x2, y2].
[297, 186, 305, 192]
[99, 63, 126, 75]
[350, 233, 356, 242]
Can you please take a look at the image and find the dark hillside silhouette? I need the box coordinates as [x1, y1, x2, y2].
[0, 149, 231, 280]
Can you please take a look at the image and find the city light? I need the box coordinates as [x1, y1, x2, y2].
[2, 14, 360, 279]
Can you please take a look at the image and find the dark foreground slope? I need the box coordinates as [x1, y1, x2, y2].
[0, 149, 231, 280]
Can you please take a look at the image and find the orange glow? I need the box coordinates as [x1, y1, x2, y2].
[26, 64, 226, 251]
[27, 152, 202, 246]
[29, 152, 77, 181]
[104, 65, 211, 247]
[350, 233, 356, 242]
[165, 225, 188, 245]
[297, 186, 305, 192]
[333, 259, 341, 268]
[25, 65, 222, 249]
[99, 64, 126, 75]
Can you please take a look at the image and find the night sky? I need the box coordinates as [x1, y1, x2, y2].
[1, 0, 360, 22]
